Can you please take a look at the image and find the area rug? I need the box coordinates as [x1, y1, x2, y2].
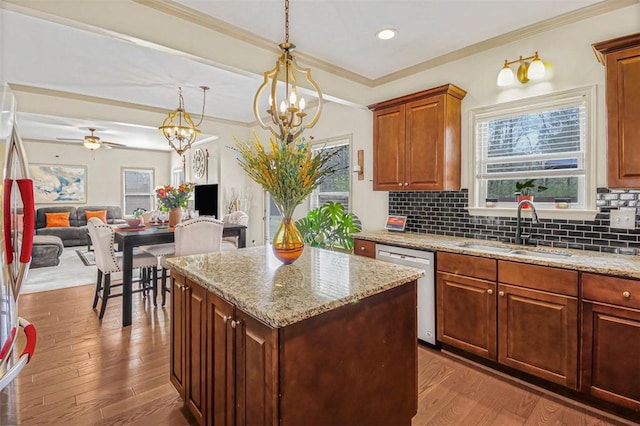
[22, 247, 98, 294]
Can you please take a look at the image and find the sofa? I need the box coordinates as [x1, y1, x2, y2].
[35, 205, 126, 247]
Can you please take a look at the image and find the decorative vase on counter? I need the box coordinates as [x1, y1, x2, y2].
[169, 207, 182, 227]
[272, 217, 304, 264]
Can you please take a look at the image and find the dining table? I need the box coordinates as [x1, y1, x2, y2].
[114, 222, 247, 327]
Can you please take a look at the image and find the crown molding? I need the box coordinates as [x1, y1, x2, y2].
[136, 0, 638, 87]
[9, 84, 249, 127]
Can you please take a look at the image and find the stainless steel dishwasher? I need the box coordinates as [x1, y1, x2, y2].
[376, 244, 436, 346]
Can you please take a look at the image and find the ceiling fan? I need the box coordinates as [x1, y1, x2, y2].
[56, 128, 127, 151]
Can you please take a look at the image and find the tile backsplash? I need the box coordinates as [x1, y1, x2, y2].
[388, 188, 640, 255]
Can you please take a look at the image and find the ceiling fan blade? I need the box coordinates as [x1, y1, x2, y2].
[56, 137, 84, 142]
[102, 140, 127, 148]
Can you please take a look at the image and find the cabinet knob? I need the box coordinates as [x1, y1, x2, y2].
[231, 319, 242, 328]
[360, 246, 366, 251]
[398, 183, 403, 187]
[487, 289, 493, 295]
[223, 315, 229, 324]
[499, 291, 505, 297]
[623, 291, 631, 299]
[404, 182, 409, 186]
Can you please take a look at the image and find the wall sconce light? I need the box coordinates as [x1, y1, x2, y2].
[352, 149, 364, 181]
[497, 51, 546, 87]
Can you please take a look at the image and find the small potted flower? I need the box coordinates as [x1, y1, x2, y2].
[514, 179, 547, 208]
[155, 182, 195, 226]
[126, 207, 146, 228]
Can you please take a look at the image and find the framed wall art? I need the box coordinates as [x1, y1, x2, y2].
[29, 164, 87, 203]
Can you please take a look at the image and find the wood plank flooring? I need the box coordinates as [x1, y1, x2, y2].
[0, 284, 635, 425]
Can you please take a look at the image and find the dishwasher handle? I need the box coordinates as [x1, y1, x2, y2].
[378, 250, 431, 265]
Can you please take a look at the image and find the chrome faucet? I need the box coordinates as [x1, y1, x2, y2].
[515, 199, 539, 245]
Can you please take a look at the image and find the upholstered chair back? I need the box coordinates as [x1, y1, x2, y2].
[87, 217, 120, 274]
[174, 217, 224, 256]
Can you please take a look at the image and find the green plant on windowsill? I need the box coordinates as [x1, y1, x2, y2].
[515, 179, 548, 197]
[295, 202, 362, 252]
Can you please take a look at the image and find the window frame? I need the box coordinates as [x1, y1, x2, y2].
[121, 167, 155, 215]
[468, 86, 597, 220]
[309, 135, 352, 212]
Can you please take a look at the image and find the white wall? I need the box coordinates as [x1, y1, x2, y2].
[23, 140, 172, 209]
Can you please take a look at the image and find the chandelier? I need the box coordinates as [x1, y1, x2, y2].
[159, 86, 209, 155]
[253, 0, 322, 143]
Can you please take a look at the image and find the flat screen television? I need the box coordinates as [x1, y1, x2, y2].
[194, 184, 219, 218]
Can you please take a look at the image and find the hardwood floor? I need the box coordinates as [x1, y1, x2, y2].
[0, 284, 634, 425]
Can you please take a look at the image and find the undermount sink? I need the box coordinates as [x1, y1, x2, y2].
[457, 242, 572, 259]
[508, 249, 572, 259]
[457, 242, 512, 253]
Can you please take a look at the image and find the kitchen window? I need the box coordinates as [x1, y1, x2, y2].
[122, 168, 154, 215]
[469, 86, 596, 219]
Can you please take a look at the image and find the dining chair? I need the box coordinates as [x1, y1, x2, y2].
[221, 210, 249, 250]
[158, 216, 224, 305]
[87, 217, 158, 319]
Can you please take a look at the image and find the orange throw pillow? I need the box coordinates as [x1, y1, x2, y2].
[85, 210, 107, 223]
[45, 212, 70, 228]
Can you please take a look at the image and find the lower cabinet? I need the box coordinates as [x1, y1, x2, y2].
[498, 261, 578, 389]
[207, 292, 276, 426]
[437, 253, 579, 389]
[171, 272, 418, 426]
[581, 273, 640, 411]
[437, 252, 497, 360]
[170, 274, 208, 424]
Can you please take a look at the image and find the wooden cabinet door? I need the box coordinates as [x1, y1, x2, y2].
[373, 104, 405, 190]
[437, 272, 497, 360]
[498, 284, 578, 389]
[234, 309, 278, 426]
[605, 45, 640, 187]
[207, 292, 235, 426]
[581, 301, 640, 411]
[170, 274, 187, 398]
[185, 280, 208, 425]
[405, 95, 444, 190]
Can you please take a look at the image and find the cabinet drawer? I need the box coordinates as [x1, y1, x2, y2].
[498, 261, 578, 296]
[582, 273, 640, 310]
[437, 252, 496, 281]
[354, 239, 376, 259]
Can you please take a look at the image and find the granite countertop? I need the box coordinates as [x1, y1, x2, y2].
[355, 230, 640, 280]
[166, 245, 424, 328]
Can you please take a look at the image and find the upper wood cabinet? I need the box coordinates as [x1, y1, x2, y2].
[593, 33, 640, 188]
[368, 84, 467, 191]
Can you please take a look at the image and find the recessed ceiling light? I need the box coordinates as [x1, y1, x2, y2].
[376, 28, 396, 40]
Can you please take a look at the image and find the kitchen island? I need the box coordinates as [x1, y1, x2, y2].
[166, 245, 424, 426]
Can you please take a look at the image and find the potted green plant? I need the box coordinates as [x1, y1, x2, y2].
[295, 202, 362, 252]
[515, 179, 547, 207]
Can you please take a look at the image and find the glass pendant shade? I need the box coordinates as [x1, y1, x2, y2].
[527, 56, 546, 80]
[497, 62, 514, 87]
[83, 135, 101, 150]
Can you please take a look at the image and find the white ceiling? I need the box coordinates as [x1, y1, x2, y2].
[1, 0, 607, 151]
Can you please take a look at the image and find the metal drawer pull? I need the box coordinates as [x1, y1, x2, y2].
[499, 291, 505, 297]
[223, 315, 229, 324]
[231, 320, 242, 328]
[487, 289, 493, 295]
[623, 291, 631, 299]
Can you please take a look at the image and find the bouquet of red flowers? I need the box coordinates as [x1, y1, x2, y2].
[155, 182, 194, 209]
